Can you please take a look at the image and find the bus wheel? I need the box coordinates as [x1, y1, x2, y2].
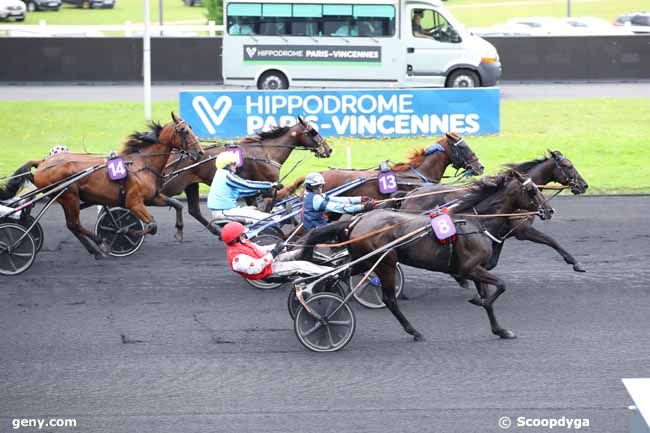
[257, 71, 289, 90]
[446, 69, 480, 88]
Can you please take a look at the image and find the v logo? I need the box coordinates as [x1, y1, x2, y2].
[192, 96, 233, 135]
[245, 47, 257, 58]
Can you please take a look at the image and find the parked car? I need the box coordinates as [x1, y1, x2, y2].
[614, 12, 650, 33]
[0, 0, 26, 20]
[183, 0, 202, 6]
[22, 0, 60, 11]
[562, 17, 634, 35]
[62, 0, 114, 8]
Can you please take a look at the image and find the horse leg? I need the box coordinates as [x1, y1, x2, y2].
[374, 259, 424, 341]
[514, 226, 585, 272]
[125, 197, 157, 236]
[185, 183, 216, 234]
[465, 266, 515, 339]
[59, 192, 107, 258]
[149, 193, 184, 241]
[486, 241, 504, 270]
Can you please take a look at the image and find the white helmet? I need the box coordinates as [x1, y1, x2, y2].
[304, 172, 325, 190]
[47, 145, 70, 158]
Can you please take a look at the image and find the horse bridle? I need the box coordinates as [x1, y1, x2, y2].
[550, 152, 580, 191]
[300, 121, 329, 157]
[446, 136, 480, 174]
[521, 177, 552, 219]
[173, 119, 202, 160]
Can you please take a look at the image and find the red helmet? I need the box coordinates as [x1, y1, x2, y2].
[221, 221, 246, 244]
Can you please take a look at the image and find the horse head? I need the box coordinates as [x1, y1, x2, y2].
[161, 112, 204, 160]
[294, 116, 332, 158]
[443, 133, 484, 175]
[547, 150, 588, 194]
[509, 170, 554, 221]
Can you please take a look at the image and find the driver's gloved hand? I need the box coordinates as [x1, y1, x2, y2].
[270, 242, 284, 258]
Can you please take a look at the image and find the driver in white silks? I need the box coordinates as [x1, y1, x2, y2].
[208, 152, 283, 224]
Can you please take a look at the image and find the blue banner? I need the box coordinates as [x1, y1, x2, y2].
[179, 88, 499, 139]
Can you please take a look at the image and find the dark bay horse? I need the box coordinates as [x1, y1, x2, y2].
[160, 117, 332, 238]
[2, 113, 203, 258]
[401, 150, 588, 272]
[280, 132, 484, 199]
[303, 171, 554, 341]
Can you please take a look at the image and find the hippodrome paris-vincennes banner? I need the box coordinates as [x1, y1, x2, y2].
[179, 88, 499, 139]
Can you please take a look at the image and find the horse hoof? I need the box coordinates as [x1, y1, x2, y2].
[175, 232, 183, 242]
[495, 329, 517, 339]
[573, 263, 586, 272]
[468, 296, 484, 307]
[94, 252, 108, 260]
[413, 332, 426, 342]
[458, 279, 470, 289]
[398, 293, 409, 300]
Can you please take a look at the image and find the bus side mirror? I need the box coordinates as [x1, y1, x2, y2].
[450, 29, 462, 43]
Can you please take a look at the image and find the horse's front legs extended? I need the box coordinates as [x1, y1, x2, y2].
[149, 193, 184, 241]
[513, 226, 585, 272]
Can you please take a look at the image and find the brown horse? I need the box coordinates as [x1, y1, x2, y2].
[401, 150, 588, 272]
[160, 117, 332, 238]
[3, 113, 203, 258]
[279, 132, 483, 199]
[303, 170, 554, 342]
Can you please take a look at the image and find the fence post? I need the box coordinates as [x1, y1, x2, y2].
[124, 20, 132, 37]
[208, 20, 216, 37]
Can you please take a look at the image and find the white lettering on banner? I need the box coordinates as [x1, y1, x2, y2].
[190, 92, 489, 137]
[246, 114, 481, 135]
[192, 95, 233, 134]
[244, 94, 415, 116]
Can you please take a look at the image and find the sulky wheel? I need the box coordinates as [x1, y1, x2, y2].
[18, 215, 44, 253]
[94, 207, 145, 257]
[0, 223, 36, 276]
[294, 293, 356, 352]
[245, 233, 284, 291]
[350, 263, 405, 309]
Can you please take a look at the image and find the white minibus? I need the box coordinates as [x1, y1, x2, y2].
[222, 0, 501, 89]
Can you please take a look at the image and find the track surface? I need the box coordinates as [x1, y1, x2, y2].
[1, 196, 648, 433]
[1, 82, 649, 101]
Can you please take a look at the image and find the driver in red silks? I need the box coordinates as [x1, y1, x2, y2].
[221, 221, 331, 280]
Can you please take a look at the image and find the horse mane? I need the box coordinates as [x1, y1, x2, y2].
[240, 125, 291, 143]
[122, 121, 164, 154]
[453, 170, 518, 213]
[391, 136, 448, 172]
[503, 155, 550, 173]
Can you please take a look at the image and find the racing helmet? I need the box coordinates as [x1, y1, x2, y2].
[215, 151, 239, 169]
[221, 221, 246, 244]
[304, 172, 325, 191]
[48, 145, 70, 158]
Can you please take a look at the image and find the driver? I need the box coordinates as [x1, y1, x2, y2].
[412, 9, 433, 38]
[208, 152, 282, 224]
[222, 221, 332, 280]
[302, 172, 376, 230]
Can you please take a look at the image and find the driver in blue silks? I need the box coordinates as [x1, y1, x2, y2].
[301, 172, 376, 230]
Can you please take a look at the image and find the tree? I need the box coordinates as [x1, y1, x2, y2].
[204, 0, 223, 23]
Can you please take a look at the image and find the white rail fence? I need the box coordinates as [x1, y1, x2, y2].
[0, 21, 224, 37]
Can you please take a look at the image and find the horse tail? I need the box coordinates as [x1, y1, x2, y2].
[0, 160, 40, 200]
[297, 220, 351, 261]
[280, 176, 305, 197]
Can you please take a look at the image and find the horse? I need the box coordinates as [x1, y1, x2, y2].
[1, 113, 204, 258]
[160, 117, 332, 238]
[302, 170, 554, 342]
[401, 150, 588, 272]
[279, 132, 484, 200]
